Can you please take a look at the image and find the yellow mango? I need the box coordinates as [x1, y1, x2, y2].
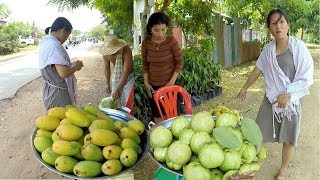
[35, 129, 53, 139]
[89, 119, 117, 132]
[47, 107, 67, 120]
[90, 129, 118, 146]
[81, 143, 104, 161]
[56, 124, 83, 141]
[65, 108, 91, 127]
[35, 115, 60, 131]
[52, 140, 82, 156]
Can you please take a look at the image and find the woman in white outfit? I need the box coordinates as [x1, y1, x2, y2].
[38, 17, 83, 110]
[237, 9, 314, 180]
[99, 36, 134, 115]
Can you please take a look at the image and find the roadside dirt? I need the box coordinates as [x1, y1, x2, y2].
[0, 47, 318, 179]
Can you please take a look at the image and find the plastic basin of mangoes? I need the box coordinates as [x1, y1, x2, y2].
[31, 108, 148, 179]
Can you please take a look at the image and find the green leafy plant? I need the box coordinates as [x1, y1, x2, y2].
[133, 55, 152, 124]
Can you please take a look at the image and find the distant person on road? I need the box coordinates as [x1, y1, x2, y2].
[99, 35, 134, 115]
[237, 9, 314, 180]
[141, 12, 183, 123]
[38, 17, 83, 110]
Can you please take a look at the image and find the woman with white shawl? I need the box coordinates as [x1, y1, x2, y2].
[237, 9, 314, 180]
[39, 17, 83, 110]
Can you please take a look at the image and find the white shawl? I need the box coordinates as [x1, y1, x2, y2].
[39, 35, 78, 104]
[256, 36, 314, 119]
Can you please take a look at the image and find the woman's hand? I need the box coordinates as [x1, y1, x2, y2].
[237, 88, 248, 101]
[112, 88, 121, 100]
[144, 83, 154, 98]
[165, 80, 175, 86]
[276, 93, 290, 108]
[73, 60, 84, 71]
[106, 84, 111, 95]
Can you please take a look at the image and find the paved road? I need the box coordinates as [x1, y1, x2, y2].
[0, 42, 95, 100]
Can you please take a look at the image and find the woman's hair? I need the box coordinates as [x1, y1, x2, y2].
[266, 9, 290, 28]
[45, 17, 73, 34]
[146, 12, 170, 36]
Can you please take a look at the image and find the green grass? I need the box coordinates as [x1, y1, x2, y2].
[0, 45, 38, 62]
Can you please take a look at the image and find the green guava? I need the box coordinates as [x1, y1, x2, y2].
[150, 126, 172, 148]
[183, 162, 211, 180]
[171, 116, 189, 138]
[190, 111, 215, 133]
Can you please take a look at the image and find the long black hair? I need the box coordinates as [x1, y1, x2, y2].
[45, 17, 73, 35]
[146, 12, 170, 36]
[266, 9, 290, 28]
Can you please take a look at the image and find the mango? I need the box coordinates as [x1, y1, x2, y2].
[86, 114, 98, 123]
[84, 134, 92, 145]
[101, 159, 122, 176]
[41, 147, 60, 166]
[73, 161, 102, 177]
[56, 124, 83, 141]
[120, 138, 142, 154]
[55, 156, 78, 173]
[51, 131, 63, 142]
[102, 145, 123, 160]
[35, 115, 60, 131]
[90, 129, 119, 146]
[35, 129, 53, 139]
[81, 143, 104, 161]
[73, 151, 85, 160]
[47, 107, 67, 120]
[33, 136, 53, 153]
[65, 108, 91, 127]
[52, 140, 82, 156]
[119, 127, 141, 144]
[60, 118, 73, 125]
[127, 119, 145, 135]
[84, 104, 113, 123]
[120, 148, 138, 167]
[113, 121, 127, 131]
[89, 119, 117, 132]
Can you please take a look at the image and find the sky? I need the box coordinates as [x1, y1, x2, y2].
[1, 0, 103, 32]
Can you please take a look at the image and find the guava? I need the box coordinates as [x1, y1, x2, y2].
[171, 116, 189, 138]
[215, 113, 238, 128]
[190, 111, 215, 133]
[198, 142, 225, 169]
[183, 162, 211, 180]
[179, 128, 195, 145]
[239, 141, 257, 164]
[150, 126, 173, 148]
[210, 169, 224, 180]
[153, 147, 167, 162]
[257, 147, 267, 160]
[219, 149, 241, 172]
[190, 131, 212, 154]
[166, 140, 191, 165]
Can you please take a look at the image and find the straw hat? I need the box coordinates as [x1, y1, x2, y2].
[99, 35, 127, 55]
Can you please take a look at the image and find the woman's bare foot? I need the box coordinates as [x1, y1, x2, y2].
[274, 169, 287, 180]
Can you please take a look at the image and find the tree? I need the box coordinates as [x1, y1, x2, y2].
[87, 24, 107, 40]
[0, 3, 11, 19]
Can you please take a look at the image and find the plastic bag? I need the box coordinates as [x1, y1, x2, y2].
[98, 96, 119, 109]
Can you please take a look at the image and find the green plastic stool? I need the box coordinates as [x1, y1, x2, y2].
[153, 167, 184, 180]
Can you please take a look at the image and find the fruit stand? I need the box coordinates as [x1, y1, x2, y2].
[31, 106, 148, 179]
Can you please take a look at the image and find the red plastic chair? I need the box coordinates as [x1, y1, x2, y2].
[153, 85, 193, 121]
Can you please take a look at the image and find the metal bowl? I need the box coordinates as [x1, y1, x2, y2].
[31, 108, 148, 179]
[147, 115, 217, 176]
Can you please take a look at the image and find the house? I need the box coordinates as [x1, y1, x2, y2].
[0, 18, 8, 26]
